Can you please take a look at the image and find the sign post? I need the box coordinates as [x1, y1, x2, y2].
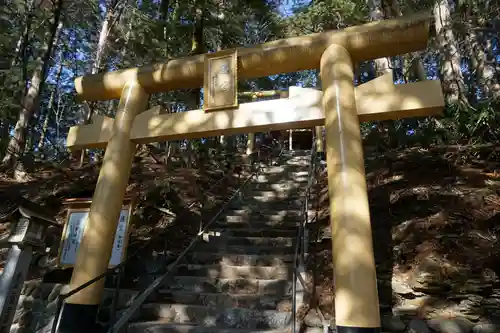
[57, 197, 135, 268]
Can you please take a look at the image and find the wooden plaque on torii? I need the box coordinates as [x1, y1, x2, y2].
[203, 49, 238, 112]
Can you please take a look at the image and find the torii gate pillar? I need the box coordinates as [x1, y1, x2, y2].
[321, 44, 380, 332]
[58, 82, 148, 333]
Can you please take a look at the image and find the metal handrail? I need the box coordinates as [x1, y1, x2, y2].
[49, 154, 269, 333]
[109, 146, 284, 333]
[291, 139, 319, 333]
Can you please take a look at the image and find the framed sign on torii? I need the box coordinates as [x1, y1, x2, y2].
[203, 49, 238, 112]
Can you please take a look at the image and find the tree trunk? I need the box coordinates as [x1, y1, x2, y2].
[1, 0, 63, 177]
[485, 37, 500, 100]
[159, 0, 170, 57]
[187, 0, 205, 168]
[411, 55, 427, 81]
[78, 0, 126, 166]
[434, 0, 469, 106]
[368, 0, 395, 147]
[9, 0, 35, 70]
[37, 51, 64, 150]
[0, 121, 10, 160]
[369, 0, 391, 76]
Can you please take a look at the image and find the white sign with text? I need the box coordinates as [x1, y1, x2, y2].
[59, 209, 129, 267]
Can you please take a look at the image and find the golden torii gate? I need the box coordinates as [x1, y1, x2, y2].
[59, 11, 444, 333]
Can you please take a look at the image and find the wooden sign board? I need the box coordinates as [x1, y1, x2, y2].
[57, 197, 135, 268]
[203, 49, 238, 112]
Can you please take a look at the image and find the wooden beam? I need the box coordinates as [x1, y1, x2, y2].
[67, 114, 114, 149]
[130, 88, 324, 144]
[74, 12, 430, 101]
[355, 72, 445, 121]
[66, 81, 445, 150]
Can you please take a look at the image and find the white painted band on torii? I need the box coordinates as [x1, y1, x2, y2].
[66, 72, 444, 150]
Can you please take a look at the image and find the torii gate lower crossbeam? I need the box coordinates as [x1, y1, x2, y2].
[56, 12, 444, 333]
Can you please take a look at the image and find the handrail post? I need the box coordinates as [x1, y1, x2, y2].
[58, 81, 149, 333]
[321, 44, 380, 333]
[108, 266, 123, 330]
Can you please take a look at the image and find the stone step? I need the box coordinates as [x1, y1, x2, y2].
[172, 263, 293, 280]
[127, 322, 291, 333]
[223, 209, 302, 217]
[245, 189, 305, 198]
[228, 201, 303, 210]
[183, 252, 294, 266]
[193, 242, 295, 255]
[252, 176, 308, 184]
[136, 304, 292, 329]
[247, 187, 318, 198]
[164, 276, 293, 296]
[148, 290, 293, 311]
[258, 170, 306, 177]
[249, 180, 306, 190]
[246, 196, 303, 204]
[258, 166, 307, 174]
[225, 236, 294, 247]
[212, 228, 297, 238]
[212, 221, 299, 232]
[251, 168, 309, 175]
[217, 212, 303, 226]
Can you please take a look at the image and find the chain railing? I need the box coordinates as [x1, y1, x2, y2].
[108, 146, 283, 333]
[50, 145, 283, 333]
[50, 167, 237, 333]
[291, 136, 322, 333]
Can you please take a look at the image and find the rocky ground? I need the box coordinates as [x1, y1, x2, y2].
[302, 145, 500, 333]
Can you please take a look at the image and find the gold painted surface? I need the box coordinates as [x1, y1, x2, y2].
[355, 72, 444, 121]
[65, 81, 149, 306]
[75, 12, 430, 101]
[130, 94, 324, 143]
[203, 49, 238, 111]
[66, 82, 444, 149]
[321, 44, 381, 328]
[66, 114, 114, 149]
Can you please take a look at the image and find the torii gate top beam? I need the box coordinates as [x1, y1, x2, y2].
[75, 11, 431, 101]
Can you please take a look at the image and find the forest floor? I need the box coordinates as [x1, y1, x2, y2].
[0, 146, 251, 284]
[304, 144, 500, 324]
[2, 144, 500, 324]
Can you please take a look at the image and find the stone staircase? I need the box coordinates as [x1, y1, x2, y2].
[127, 151, 311, 333]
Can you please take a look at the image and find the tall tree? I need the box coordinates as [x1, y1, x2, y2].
[1, 0, 64, 178]
[434, 0, 468, 106]
[37, 49, 64, 150]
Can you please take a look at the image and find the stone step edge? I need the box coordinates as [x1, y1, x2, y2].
[139, 303, 290, 315]
[170, 276, 293, 285]
[207, 227, 298, 233]
[210, 226, 300, 232]
[187, 252, 295, 259]
[127, 322, 291, 333]
[210, 233, 295, 240]
[224, 209, 305, 214]
[187, 251, 295, 255]
[155, 290, 294, 302]
[195, 243, 295, 249]
[173, 263, 293, 270]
